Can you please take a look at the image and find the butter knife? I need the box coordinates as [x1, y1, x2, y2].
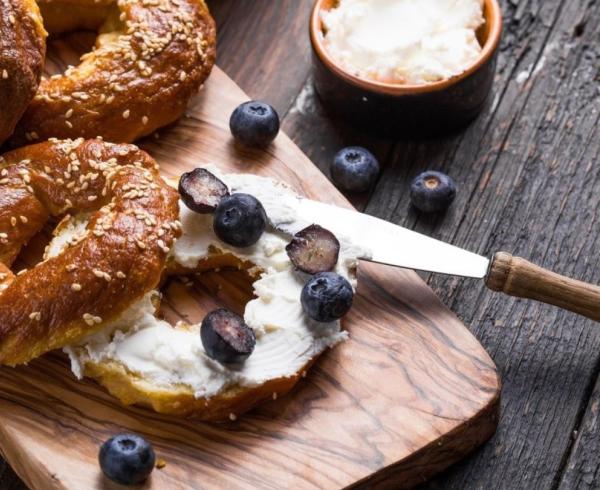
[278, 199, 600, 322]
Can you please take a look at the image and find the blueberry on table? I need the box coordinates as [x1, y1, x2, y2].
[229, 101, 280, 147]
[286, 224, 340, 274]
[213, 193, 267, 247]
[410, 171, 456, 213]
[301, 272, 354, 323]
[178, 168, 229, 213]
[99, 434, 155, 486]
[201, 308, 256, 364]
[331, 146, 380, 193]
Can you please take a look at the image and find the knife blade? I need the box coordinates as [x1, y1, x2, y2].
[275, 198, 600, 323]
[282, 198, 490, 278]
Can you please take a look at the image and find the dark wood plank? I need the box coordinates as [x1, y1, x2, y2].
[559, 375, 600, 489]
[206, 0, 313, 118]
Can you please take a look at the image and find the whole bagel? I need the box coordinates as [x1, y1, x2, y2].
[0, 138, 180, 365]
[0, 0, 46, 145]
[10, 0, 216, 146]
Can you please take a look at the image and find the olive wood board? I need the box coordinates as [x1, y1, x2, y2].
[0, 33, 501, 490]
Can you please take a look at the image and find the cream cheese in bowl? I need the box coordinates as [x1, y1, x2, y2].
[320, 0, 485, 84]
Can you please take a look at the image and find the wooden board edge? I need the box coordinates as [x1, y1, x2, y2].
[352, 376, 501, 489]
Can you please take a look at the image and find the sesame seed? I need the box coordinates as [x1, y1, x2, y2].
[142, 116, 149, 125]
[2, 70, 7, 79]
[65, 121, 73, 129]
[71, 283, 82, 291]
[10, 217, 16, 227]
[29, 312, 41, 321]
[116, 271, 126, 279]
[122, 110, 130, 119]
[229, 413, 237, 421]
[65, 109, 73, 118]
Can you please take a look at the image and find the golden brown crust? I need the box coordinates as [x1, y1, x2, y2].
[0, 0, 46, 144]
[10, 0, 216, 146]
[83, 355, 314, 422]
[0, 139, 181, 365]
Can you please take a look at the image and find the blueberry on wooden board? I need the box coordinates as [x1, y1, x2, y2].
[301, 272, 354, 322]
[410, 171, 457, 213]
[286, 224, 340, 274]
[201, 308, 256, 364]
[229, 101, 280, 147]
[99, 434, 155, 486]
[213, 193, 267, 247]
[178, 168, 229, 213]
[331, 146, 380, 192]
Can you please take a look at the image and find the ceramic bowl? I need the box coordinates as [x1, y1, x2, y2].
[310, 0, 503, 136]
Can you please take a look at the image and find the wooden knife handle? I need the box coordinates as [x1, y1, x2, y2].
[486, 252, 600, 322]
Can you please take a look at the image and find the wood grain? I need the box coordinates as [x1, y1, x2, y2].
[0, 33, 500, 490]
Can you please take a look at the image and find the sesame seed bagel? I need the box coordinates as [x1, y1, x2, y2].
[0, 138, 180, 366]
[0, 0, 46, 145]
[10, 0, 216, 146]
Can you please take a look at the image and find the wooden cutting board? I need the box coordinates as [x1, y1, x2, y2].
[0, 34, 500, 489]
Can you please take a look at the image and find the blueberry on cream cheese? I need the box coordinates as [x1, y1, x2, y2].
[201, 308, 256, 364]
[99, 434, 155, 486]
[179, 168, 229, 213]
[230, 101, 280, 148]
[213, 193, 267, 247]
[410, 171, 456, 213]
[331, 146, 380, 192]
[301, 272, 354, 322]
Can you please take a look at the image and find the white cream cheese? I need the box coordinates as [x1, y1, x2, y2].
[320, 0, 485, 84]
[55, 170, 362, 399]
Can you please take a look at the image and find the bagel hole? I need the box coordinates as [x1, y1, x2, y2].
[160, 269, 256, 326]
[41, 3, 123, 78]
[12, 221, 59, 274]
[44, 32, 97, 77]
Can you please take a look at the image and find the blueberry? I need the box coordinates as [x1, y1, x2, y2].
[410, 171, 456, 213]
[301, 272, 354, 323]
[229, 101, 280, 147]
[179, 168, 229, 213]
[201, 308, 256, 363]
[213, 193, 267, 247]
[99, 434, 155, 486]
[286, 224, 340, 274]
[331, 146, 380, 192]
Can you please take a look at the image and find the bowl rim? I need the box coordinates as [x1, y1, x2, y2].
[310, 0, 503, 96]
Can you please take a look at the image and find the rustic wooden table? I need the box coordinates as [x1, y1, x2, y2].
[1, 0, 598, 488]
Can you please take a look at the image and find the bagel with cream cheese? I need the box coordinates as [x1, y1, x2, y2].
[0, 138, 180, 365]
[10, 0, 216, 146]
[60, 169, 360, 421]
[0, 0, 46, 145]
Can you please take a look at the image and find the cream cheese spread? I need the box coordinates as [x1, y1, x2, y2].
[53, 169, 363, 399]
[320, 0, 485, 84]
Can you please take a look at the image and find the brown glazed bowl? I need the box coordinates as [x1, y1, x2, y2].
[310, 0, 503, 136]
